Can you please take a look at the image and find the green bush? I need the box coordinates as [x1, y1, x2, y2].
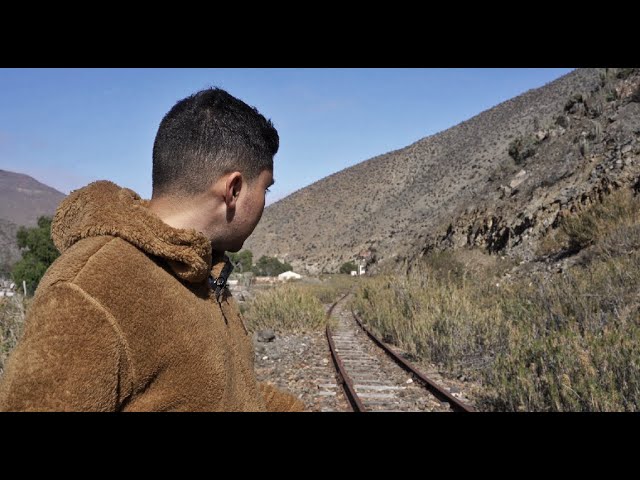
[339, 261, 357, 274]
[11, 216, 59, 295]
[564, 93, 584, 112]
[228, 249, 253, 273]
[252, 255, 292, 277]
[508, 136, 538, 164]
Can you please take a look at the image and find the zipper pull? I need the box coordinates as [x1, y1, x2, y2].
[208, 258, 234, 302]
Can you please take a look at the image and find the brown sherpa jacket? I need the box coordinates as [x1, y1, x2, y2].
[0, 180, 305, 412]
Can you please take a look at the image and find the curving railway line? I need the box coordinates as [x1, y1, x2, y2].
[324, 292, 475, 412]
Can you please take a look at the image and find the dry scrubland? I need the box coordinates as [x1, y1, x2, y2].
[349, 188, 640, 411]
[241, 188, 640, 411]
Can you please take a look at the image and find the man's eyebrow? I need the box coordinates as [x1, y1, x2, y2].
[269, 179, 275, 187]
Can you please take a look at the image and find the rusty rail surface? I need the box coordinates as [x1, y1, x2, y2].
[350, 307, 474, 412]
[325, 291, 366, 412]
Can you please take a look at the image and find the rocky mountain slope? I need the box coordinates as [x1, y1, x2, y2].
[244, 68, 640, 274]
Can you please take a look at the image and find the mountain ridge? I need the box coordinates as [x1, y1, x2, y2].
[0, 169, 66, 275]
[245, 68, 640, 274]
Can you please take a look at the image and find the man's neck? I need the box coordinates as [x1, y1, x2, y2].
[148, 193, 228, 253]
[148, 196, 200, 231]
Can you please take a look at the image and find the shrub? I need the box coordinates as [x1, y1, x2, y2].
[339, 261, 357, 274]
[538, 188, 640, 257]
[564, 93, 585, 112]
[11, 216, 59, 296]
[615, 68, 635, 80]
[630, 84, 640, 103]
[228, 249, 253, 273]
[508, 136, 538, 164]
[252, 255, 292, 277]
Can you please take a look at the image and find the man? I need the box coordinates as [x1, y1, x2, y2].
[0, 87, 305, 412]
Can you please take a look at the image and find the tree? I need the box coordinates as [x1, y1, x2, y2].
[252, 256, 292, 277]
[11, 216, 60, 295]
[228, 250, 253, 273]
[339, 261, 357, 274]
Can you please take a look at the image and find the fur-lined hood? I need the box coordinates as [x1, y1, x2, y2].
[51, 180, 218, 283]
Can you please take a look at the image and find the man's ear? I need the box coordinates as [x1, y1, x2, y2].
[224, 171, 243, 208]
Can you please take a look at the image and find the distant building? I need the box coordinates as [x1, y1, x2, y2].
[278, 271, 302, 281]
[355, 248, 376, 276]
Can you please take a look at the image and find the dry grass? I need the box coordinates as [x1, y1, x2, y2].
[537, 188, 640, 258]
[243, 283, 337, 334]
[242, 275, 359, 334]
[350, 259, 509, 380]
[351, 188, 640, 411]
[311, 274, 361, 303]
[0, 293, 29, 377]
[487, 255, 640, 411]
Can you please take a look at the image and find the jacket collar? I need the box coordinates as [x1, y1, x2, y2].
[51, 180, 228, 283]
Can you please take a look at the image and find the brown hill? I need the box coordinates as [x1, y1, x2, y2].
[0, 169, 66, 227]
[0, 170, 66, 275]
[244, 68, 640, 274]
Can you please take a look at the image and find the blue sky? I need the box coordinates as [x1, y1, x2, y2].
[0, 68, 573, 205]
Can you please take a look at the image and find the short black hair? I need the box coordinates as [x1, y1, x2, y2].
[152, 87, 279, 198]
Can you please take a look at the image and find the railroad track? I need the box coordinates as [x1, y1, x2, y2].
[324, 292, 475, 412]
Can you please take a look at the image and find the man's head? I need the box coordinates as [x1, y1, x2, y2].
[148, 87, 278, 252]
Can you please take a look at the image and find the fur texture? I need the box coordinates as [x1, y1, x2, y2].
[0, 180, 305, 412]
